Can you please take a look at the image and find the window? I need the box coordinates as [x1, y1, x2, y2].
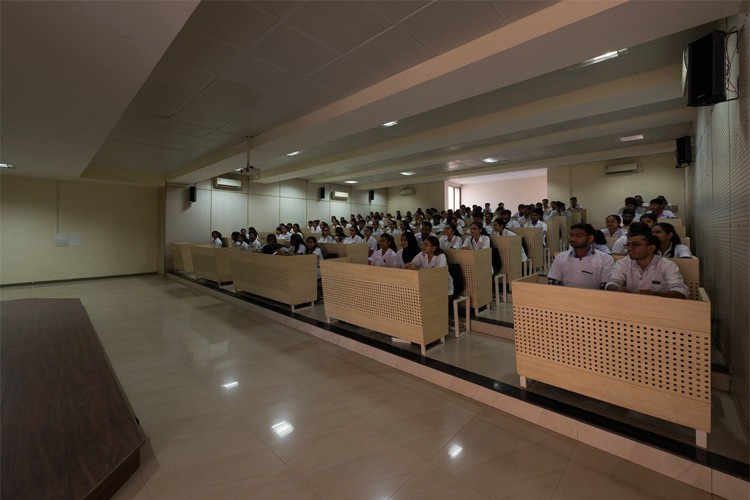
[448, 185, 461, 211]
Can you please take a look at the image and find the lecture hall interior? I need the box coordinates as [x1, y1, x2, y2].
[1, 1, 749, 499]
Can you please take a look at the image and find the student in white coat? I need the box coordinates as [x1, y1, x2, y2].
[246, 230, 262, 251]
[463, 222, 491, 249]
[652, 222, 692, 258]
[342, 226, 363, 244]
[305, 236, 324, 278]
[439, 224, 463, 250]
[405, 235, 453, 296]
[211, 231, 223, 248]
[362, 226, 378, 255]
[318, 225, 335, 244]
[369, 234, 400, 268]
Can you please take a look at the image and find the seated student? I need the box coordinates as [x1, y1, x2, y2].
[542, 199, 553, 218]
[601, 215, 626, 238]
[240, 228, 248, 241]
[500, 209, 521, 228]
[287, 233, 306, 255]
[656, 194, 674, 211]
[639, 213, 658, 229]
[343, 226, 364, 244]
[291, 223, 302, 235]
[652, 222, 692, 258]
[310, 220, 322, 233]
[330, 216, 340, 228]
[277, 225, 291, 240]
[592, 229, 612, 254]
[431, 214, 444, 234]
[371, 222, 384, 237]
[415, 222, 433, 247]
[605, 232, 689, 299]
[648, 197, 676, 219]
[261, 234, 284, 255]
[318, 225, 335, 243]
[231, 231, 249, 250]
[617, 197, 646, 217]
[369, 234, 400, 268]
[386, 220, 402, 237]
[524, 208, 548, 245]
[611, 221, 649, 255]
[362, 226, 378, 255]
[334, 226, 346, 243]
[405, 235, 454, 296]
[569, 196, 583, 210]
[620, 208, 636, 230]
[399, 219, 412, 234]
[397, 231, 421, 267]
[514, 204, 528, 223]
[491, 219, 529, 262]
[246, 229, 262, 251]
[305, 236, 324, 278]
[463, 222, 491, 249]
[439, 224, 463, 250]
[211, 230, 223, 248]
[548, 224, 614, 289]
[448, 216, 464, 235]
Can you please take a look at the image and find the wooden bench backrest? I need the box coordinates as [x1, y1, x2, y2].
[318, 242, 369, 264]
[514, 227, 544, 267]
[170, 242, 195, 273]
[550, 215, 572, 249]
[444, 248, 492, 309]
[190, 245, 233, 283]
[230, 251, 317, 306]
[490, 235, 523, 282]
[545, 220, 561, 255]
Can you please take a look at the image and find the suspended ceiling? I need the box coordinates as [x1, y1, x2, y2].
[0, 1, 742, 189]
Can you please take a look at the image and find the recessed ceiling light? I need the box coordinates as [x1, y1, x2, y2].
[401, 172, 415, 176]
[619, 134, 644, 142]
[221, 381, 239, 389]
[344, 180, 358, 184]
[286, 151, 300, 157]
[272, 421, 294, 437]
[0, 163, 16, 169]
[379, 120, 399, 128]
[482, 158, 500, 163]
[448, 444, 463, 459]
[581, 49, 627, 66]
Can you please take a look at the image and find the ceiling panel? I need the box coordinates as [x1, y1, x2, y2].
[183, 92, 248, 120]
[184, 1, 277, 49]
[347, 25, 433, 78]
[222, 53, 300, 95]
[157, 120, 214, 138]
[198, 78, 268, 109]
[250, 24, 339, 77]
[286, 1, 391, 53]
[161, 28, 241, 75]
[307, 57, 382, 95]
[367, 1, 430, 22]
[489, 1, 559, 24]
[132, 80, 195, 109]
[252, 1, 301, 19]
[565, 53, 636, 89]
[399, 1, 505, 54]
[170, 109, 232, 130]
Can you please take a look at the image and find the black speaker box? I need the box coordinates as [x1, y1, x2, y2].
[676, 136, 693, 167]
[319, 187, 325, 199]
[687, 31, 726, 107]
[189, 186, 197, 202]
[368, 190, 375, 202]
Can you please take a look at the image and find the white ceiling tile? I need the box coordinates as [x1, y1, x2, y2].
[399, 1, 504, 54]
[133, 80, 194, 109]
[286, 1, 391, 53]
[147, 57, 216, 93]
[150, 128, 200, 145]
[250, 24, 339, 77]
[348, 26, 433, 78]
[367, 1, 430, 22]
[565, 54, 636, 89]
[126, 97, 181, 119]
[275, 79, 338, 111]
[170, 109, 231, 130]
[308, 57, 382, 95]
[199, 78, 268, 109]
[202, 129, 243, 144]
[158, 120, 214, 138]
[222, 54, 300, 95]
[162, 28, 241, 75]
[488, 1, 559, 24]
[219, 112, 274, 137]
[184, 92, 248, 120]
[249, 95, 309, 128]
[252, 1, 302, 19]
[185, 1, 277, 49]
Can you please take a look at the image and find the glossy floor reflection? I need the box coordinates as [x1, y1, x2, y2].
[0, 276, 733, 499]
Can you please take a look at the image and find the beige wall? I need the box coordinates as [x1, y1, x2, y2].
[0, 176, 159, 284]
[460, 175, 547, 212]
[547, 152, 686, 227]
[386, 181, 445, 215]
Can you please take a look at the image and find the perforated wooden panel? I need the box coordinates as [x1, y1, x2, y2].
[514, 306, 711, 402]
[491, 235, 522, 282]
[324, 275, 423, 326]
[231, 252, 317, 306]
[444, 249, 492, 308]
[170, 243, 194, 273]
[190, 246, 233, 283]
[516, 227, 544, 269]
[546, 220, 561, 254]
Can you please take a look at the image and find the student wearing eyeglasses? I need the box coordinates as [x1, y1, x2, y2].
[547, 224, 614, 289]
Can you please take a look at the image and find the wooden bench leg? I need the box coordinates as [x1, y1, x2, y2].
[520, 376, 527, 388]
[695, 430, 707, 448]
[452, 296, 470, 338]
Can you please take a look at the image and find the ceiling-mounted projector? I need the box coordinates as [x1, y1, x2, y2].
[235, 165, 260, 179]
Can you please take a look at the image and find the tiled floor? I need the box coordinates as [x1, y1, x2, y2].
[0, 276, 737, 499]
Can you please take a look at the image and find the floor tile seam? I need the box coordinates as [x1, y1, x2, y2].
[385, 460, 437, 500]
[424, 452, 498, 499]
[548, 439, 582, 500]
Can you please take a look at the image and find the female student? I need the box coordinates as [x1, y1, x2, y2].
[287, 234, 306, 255]
[362, 226, 378, 255]
[211, 231, 223, 248]
[370, 234, 400, 268]
[602, 215, 626, 238]
[318, 225, 335, 243]
[592, 230, 612, 254]
[463, 222, 491, 249]
[405, 235, 453, 296]
[652, 222, 692, 258]
[639, 213, 658, 229]
[439, 224, 462, 249]
[261, 234, 284, 255]
[231, 231, 249, 250]
[343, 226, 364, 244]
[305, 236, 324, 278]
[397, 231, 421, 267]
[334, 226, 346, 243]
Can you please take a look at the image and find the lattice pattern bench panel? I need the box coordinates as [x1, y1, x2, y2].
[514, 306, 711, 402]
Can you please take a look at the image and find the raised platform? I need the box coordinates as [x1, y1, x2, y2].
[1, 298, 144, 500]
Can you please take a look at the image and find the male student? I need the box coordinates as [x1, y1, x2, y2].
[547, 224, 613, 289]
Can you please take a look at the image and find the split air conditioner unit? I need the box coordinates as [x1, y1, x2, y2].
[400, 187, 415, 196]
[604, 163, 639, 175]
[330, 191, 349, 201]
[214, 177, 242, 189]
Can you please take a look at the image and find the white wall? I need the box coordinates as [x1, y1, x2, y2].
[547, 152, 686, 226]
[0, 176, 159, 284]
[386, 181, 445, 214]
[461, 174, 547, 212]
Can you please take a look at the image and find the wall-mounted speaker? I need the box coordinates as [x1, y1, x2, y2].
[675, 136, 693, 167]
[319, 187, 325, 199]
[368, 190, 375, 202]
[189, 186, 197, 203]
[687, 31, 726, 107]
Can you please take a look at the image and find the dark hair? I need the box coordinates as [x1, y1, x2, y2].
[531, 208, 543, 217]
[606, 214, 621, 224]
[629, 231, 659, 248]
[470, 222, 489, 236]
[639, 213, 657, 224]
[622, 208, 635, 217]
[379, 233, 397, 252]
[290, 233, 305, 252]
[231, 231, 241, 241]
[649, 198, 662, 205]
[444, 223, 457, 235]
[492, 218, 506, 229]
[501, 209, 512, 217]
[334, 226, 345, 242]
[625, 197, 636, 205]
[212, 230, 222, 239]
[626, 222, 649, 237]
[305, 236, 319, 254]
[593, 229, 607, 245]
[400, 231, 421, 264]
[570, 223, 596, 236]
[653, 222, 682, 257]
[424, 235, 443, 255]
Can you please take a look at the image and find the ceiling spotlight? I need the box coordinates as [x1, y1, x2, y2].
[482, 158, 500, 163]
[580, 49, 627, 66]
[286, 151, 301, 157]
[344, 180, 358, 184]
[0, 163, 16, 169]
[401, 172, 415, 176]
[379, 120, 399, 128]
[619, 134, 644, 142]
